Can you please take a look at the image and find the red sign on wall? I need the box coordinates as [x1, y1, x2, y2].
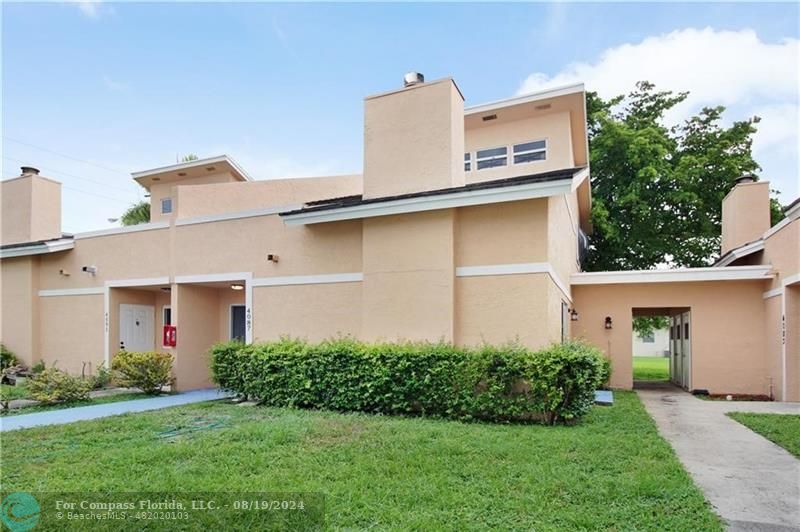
[163, 325, 177, 347]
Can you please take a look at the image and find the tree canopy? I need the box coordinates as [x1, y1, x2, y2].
[585, 81, 783, 271]
[120, 201, 150, 226]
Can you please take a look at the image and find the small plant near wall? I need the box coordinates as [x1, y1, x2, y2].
[91, 362, 112, 390]
[0, 344, 17, 372]
[27, 367, 92, 404]
[112, 351, 174, 395]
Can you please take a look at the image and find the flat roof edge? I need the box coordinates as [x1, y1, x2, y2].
[465, 83, 585, 115]
[571, 265, 774, 285]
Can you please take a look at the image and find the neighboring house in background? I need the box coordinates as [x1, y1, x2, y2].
[633, 327, 670, 357]
[1, 73, 798, 400]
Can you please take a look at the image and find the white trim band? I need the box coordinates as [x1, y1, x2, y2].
[252, 272, 363, 287]
[1, 239, 74, 259]
[282, 179, 573, 225]
[465, 83, 584, 115]
[105, 277, 170, 288]
[571, 265, 774, 285]
[763, 287, 784, 299]
[75, 221, 169, 240]
[38, 287, 104, 297]
[175, 205, 301, 227]
[715, 240, 765, 267]
[455, 262, 571, 301]
[174, 272, 252, 284]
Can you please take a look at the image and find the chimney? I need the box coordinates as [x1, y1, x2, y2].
[2, 167, 62, 246]
[403, 72, 424, 87]
[721, 176, 770, 255]
[20, 166, 40, 176]
[363, 73, 465, 198]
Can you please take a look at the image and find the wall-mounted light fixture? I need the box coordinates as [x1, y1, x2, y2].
[59, 269, 70, 277]
[569, 308, 579, 321]
[230, 283, 244, 291]
[604, 316, 613, 329]
[267, 254, 279, 263]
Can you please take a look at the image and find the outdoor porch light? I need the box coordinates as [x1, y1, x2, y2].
[569, 308, 579, 321]
[604, 316, 613, 329]
[230, 283, 244, 291]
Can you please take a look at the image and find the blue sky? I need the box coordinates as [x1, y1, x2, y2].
[3, 2, 798, 233]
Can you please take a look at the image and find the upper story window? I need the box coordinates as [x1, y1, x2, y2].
[464, 153, 471, 172]
[161, 197, 173, 214]
[476, 147, 507, 170]
[513, 140, 547, 164]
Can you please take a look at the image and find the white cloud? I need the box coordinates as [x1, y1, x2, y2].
[72, 1, 102, 19]
[102, 75, 129, 92]
[518, 27, 800, 197]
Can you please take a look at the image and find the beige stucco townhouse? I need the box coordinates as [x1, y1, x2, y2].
[2, 74, 798, 400]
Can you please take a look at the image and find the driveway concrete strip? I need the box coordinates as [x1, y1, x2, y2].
[637, 387, 800, 531]
[0, 389, 231, 432]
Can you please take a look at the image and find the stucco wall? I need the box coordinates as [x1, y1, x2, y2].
[721, 181, 770, 255]
[1, 256, 39, 367]
[175, 175, 362, 220]
[1, 175, 62, 246]
[362, 209, 454, 342]
[455, 199, 547, 266]
[174, 284, 219, 390]
[252, 283, 361, 342]
[364, 79, 464, 198]
[572, 281, 769, 394]
[39, 294, 104, 375]
[456, 274, 553, 349]
[464, 111, 574, 184]
[149, 171, 239, 222]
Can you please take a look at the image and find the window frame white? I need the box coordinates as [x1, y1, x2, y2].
[161, 197, 173, 214]
[512, 139, 547, 165]
[464, 152, 471, 172]
[475, 146, 508, 170]
[161, 305, 172, 348]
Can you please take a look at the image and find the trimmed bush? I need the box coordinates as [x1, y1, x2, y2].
[211, 338, 610, 424]
[27, 367, 91, 404]
[0, 344, 17, 371]
[112, 351, 174, 394]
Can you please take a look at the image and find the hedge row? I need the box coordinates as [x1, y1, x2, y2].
[210, 338, 610, 425]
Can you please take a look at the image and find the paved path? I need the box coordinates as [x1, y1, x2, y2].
[0, 389, 231, 432]
[637, 386, 800, 531]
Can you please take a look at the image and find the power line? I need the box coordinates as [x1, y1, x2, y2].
[3, 155, 135, 194]
[2, 136, 130, 176]
[61, 185, 133, 205]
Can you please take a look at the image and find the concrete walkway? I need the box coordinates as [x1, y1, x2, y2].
[0, 389, 231, 432]
[637, 386, 800, 531]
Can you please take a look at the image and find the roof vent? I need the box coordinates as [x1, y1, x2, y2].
[20, 166, 40, 176]
[735, 174, 757, 185]
[403, 72, 424, 88]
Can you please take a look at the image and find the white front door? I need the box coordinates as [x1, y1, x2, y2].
[681, 311, 692, 390]
[119, 304, 155, 352]
[671, 316, 682, 386]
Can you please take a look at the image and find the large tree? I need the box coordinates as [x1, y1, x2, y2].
[585, 82, 782, 271]
[120, 201, 150, 226]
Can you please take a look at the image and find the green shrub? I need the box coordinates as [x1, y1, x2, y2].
[210, 338, 609, 424]
[27, 367, 91, 404]
[31, 360, 46, 374]
[0, 344, 17, 371]
[91, 362, 112, 390]
[112, 351, 174, 394]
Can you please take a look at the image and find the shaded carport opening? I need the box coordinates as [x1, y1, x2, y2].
[631, 307, 689, 390]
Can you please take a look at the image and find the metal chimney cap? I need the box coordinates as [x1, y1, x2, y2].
[403, 72, 424, 87]
[20, 166, 40, 176]
[734, 174, 757, 185]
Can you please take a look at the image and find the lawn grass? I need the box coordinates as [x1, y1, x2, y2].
[633, 356, 670, 381]
[0, 382, 30, 401]
[727, 412, 800, 458]
[0, 391, 719, 530]
[1, 392, 147, 417]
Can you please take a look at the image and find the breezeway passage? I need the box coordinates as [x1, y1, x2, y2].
[0, 389, 231, 432]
